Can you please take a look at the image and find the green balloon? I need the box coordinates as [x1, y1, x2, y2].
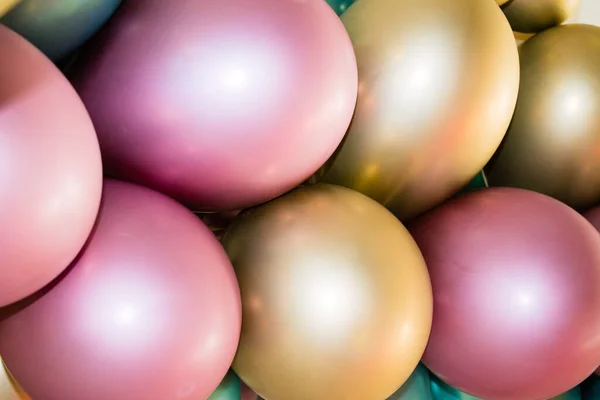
[388, 364, 434, 400]
[325, 0, 356, 15]
[462, 170, 488, 192]
[208, 371, 241, 400]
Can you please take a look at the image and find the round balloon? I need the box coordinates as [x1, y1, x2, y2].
[0, 25, 102, 307]
[0, 180, 241, 400]
[208, 371, 241, 400]
[487, 25, 600, 210]
[70, 0, 357, 212]
[388, 364, 433, 400]
[222, 184, 433, 400]
[409, 188, 600, 400]
[1, 0, 122, 61]
[319, 0, 519, 220]
[326, 0, 355, 15]
[0, 360, 28, 400]
[503, 0, 580, 33]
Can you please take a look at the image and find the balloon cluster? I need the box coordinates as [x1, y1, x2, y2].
[2, 0, 600, 399]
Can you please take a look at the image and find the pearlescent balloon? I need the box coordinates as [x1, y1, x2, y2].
[70, 0, 357, 212]
[410, 188, 600, 400]
[0, 360, 28, 400]
[326, 0, 355, 15]
[209, 371, 241, 400]
[223, 184, 433, 400]
[387, 364, 434, 400]
[487, 25, 600, 210]
[503, 0, 580, 33]
[1, 0, 121, 61]
[320, 0, 519, 220]
[0, 180, 241, 400]
[0, 25, 102, 307]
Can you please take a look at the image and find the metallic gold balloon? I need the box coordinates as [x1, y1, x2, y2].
[503, 0, 580, 33]
[487, 24, 600, 209]
[320, 0, 519, 221]
[496, 0, 510, 5]
[222, 184, 433, 400]
[0, 0, 19, 17]
[0, 360, 28, 400]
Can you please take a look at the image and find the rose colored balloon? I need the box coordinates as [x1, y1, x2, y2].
[70, 0, 357, 212]
[0, 180, 241, 400]
[0, 25, 102, 307]
[410, 188, 600, 400]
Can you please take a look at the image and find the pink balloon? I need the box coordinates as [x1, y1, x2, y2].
[582, 206, 600, 376]
[410, 188, 600, 400]
[241, 381, 258, 400]
[70, 0, 357, 212]
[0, 180, 241, 400]
[0, 26, 102, 307]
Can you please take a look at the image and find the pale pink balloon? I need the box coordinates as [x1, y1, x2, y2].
[70, 0, 358, 212]
[0, 25, 102, 307]
[0, 180, 242, 400]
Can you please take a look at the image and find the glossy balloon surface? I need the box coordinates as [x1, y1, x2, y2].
[223, 184, 433, 400]
[71, 0, 357, 212]
[0, 181, 241, 400]
[0, 360, 28, 400]
[326, 0, 355, 15]
[387, 364, 433, 400]
[208, 371, 241, 400]
[2, 0, 121, 61]
[487, 25, 600, 210]
[0, 25, 102, 307]
[410, 188, 600, 400]
[503, 0, 580, 33]
[320, 0, 519, 220]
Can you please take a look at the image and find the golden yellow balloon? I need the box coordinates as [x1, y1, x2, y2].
[0, 360, 28, 400]
[487, 24, 600, 210]
[496, 0, 510, 5]
[222, 184, 433, 400]
[0, 0, 19, 17]
[503, 0, 580, 33]
[320, 0, 519, 221]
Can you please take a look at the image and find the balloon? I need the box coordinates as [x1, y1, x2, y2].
[0, 0, 18, 16]
[319, 0, 519, 221]
[222, 184, 432, 400]
[496, 0, 510, 5]
[1, 0, 121, 61]
[487, 25, 600, 210]
[582, 374, 600, 399]
[502, 0, 580, 33]
[387, 364, 434, 400]
[462, 171, 488, 192]
[431, 374, 581, 400]
[0, 26, 102, 307]
[208, 371, 241, 400]
[0, 180, 241, 400]
[409, 188, 600, 400]
[326, 0, 355, 15]
[70, 0, 357, 212]
[241, 381, 258, 400]
[0, 360, 28, 400]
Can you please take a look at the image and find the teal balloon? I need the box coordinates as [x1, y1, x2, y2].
[208, 370, 241, 400]
[1, 0, 121, 61]
[462, 170, 488, 192]
[388, 364, 434, 400]
[431, 374, 581, 400]
[326, 0, 356, 15]
[582, 374, 600, 400]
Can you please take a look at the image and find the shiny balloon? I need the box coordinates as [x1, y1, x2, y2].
[487, 25, 600, 210]
[0, 26, 102, 307]
[410, 188, 600, 400]
[326, 0, 355, 15]
[0, 0, 18, 16]
[222, 184, 433, 400]
[320, 0, 519, 220]
[387, 364, 434, 400]
[0, 180, 241, 400]
[503, 0, 580, 33]
[496, 0, 510, 5]
[1, 0, 121, 61]
[0, 360, 28, 400]
[208, 371, 241, 400]
[70, 0, 357, 212]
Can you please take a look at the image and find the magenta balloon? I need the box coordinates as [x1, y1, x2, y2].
[583, 206, 600, 377]
[410, 188, 600, 400]
[0, 180, 241, 400]
[0, 26, 102, 307]
[70, 0, 357, 212]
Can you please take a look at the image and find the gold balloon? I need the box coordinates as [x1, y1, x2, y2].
[320, 0, 519, 221]
[503, 0, 580, 33]
[487, 24, 600, 209]
[0, 360, 28, 400]
[222, 184, 432, 400]
[496, 0, 510, 5]
[0, 0, 19, 17]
